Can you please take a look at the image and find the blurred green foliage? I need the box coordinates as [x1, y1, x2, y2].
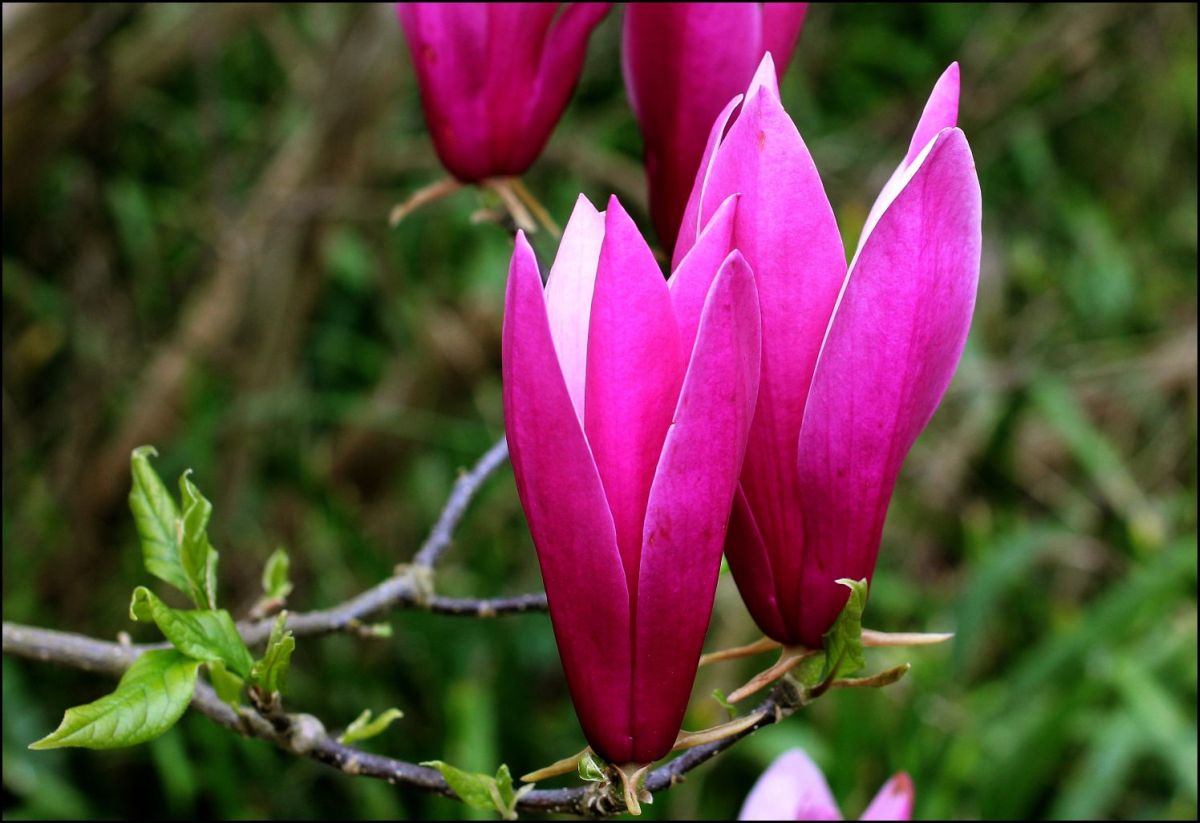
[2, 3, 1196, 820]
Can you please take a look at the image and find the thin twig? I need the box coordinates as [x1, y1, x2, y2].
[1, 622, 798, 816]
[412, 436, 510, 569]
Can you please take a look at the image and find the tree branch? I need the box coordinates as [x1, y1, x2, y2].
[2, 621, 797, 816]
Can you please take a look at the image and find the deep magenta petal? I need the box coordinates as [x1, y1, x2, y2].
[701, 69, 846, 639]
[585, 197, 685, 600]
[622, 3, 762, 253]
[793, 129, 981, 645]
[672, 94, 744, 270]
[398, 3, 608, 180]
[502, 233, 633, 762]
[761, 4, 809, 79]
[668, 193, 739, 355]
[634, 251, 760, 762]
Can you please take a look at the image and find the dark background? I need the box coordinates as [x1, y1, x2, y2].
[3, 3, 1196, 819]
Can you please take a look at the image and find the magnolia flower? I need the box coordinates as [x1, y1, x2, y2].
[502, 193, 760, 764]
[675, 57, 980, 648]
[622, 2, 808, 253]
[397, 3, 611, 182]
[740, 748, 914, 820]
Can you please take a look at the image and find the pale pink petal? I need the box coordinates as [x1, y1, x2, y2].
[634, 251, 760, 763]
[668, 193, 739, 355]
[793, 128, 981, 645]
[544, 194, 606, 422]
[584, 197, 685, 596]
[739, 748, 844, 820]
[502, 233, 632, 763]
[860, 773, 915, 821]
[702, 63, 846, 644]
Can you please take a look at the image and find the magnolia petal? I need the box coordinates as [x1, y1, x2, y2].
[860, 773, 915, 821]
[672, 93, 744, 269]
[761, 4, 810, 79]
[725, 488, 791, 643]
[668, 193, 739, 355]
[584, 197, 685, 596]
[738, 748, 844, 821]
[634, 251, 760, 763]
[524, 3, 613, 171]
[397, 4, 493, 181]
[857, 62, 960, 256]
[623, 3, 763, 252]
[502, 233, 633, 763]
[793, 128, 981, 646]
[701, 67, 846, 640]
[545, 194, 606, 422]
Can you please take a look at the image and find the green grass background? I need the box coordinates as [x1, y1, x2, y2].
[2, 4, 1196, 819]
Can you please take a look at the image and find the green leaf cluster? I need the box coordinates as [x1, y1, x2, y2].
[32, 448, 298, 751]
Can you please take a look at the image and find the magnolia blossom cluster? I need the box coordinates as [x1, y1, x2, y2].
[397, 0, 982, 797]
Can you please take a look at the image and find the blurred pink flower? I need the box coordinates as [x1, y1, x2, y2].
[622, 2, 808, 253]
[397, 3, 611, 182]
[740, 748, 914, 820]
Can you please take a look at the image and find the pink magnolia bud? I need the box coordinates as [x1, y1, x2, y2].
[397, 3, 611, 182]
[502, 193, 761, 764]
[677, 58, 979, 648]
[739, 748, 915, 820]
[622, 3, 808, 254]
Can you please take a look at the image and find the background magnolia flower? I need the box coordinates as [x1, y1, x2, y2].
[397, 3, 611, 182]
[502, 193, 760, 764]
[739, 748, 914, 820]
[622, 2, 808, 254]
[675, 57, 980, 648]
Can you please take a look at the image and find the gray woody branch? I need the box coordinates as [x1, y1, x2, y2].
[1, 435, 794, 816]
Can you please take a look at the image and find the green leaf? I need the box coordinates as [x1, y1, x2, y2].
[250, 612, 295, 695]
[495, 763, 516, 809]
[179, 471, 219, 609]
[795, 652, 828, 687]
[261, 546, 293, 601]
[420, 760, 498, 812]
[577, 750, 607, 782]
[821, 578, 868, 680]
[129, 447, 189, 595]
[207, 661, 244, 708]
[129, 587, 254, 678]
[30, 650, 200, 750]
[338, 707, 404, 745]
[711, 688, 739, 719]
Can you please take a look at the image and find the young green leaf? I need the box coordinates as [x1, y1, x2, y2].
[250, 612, 295, 696]
[711, 688, 739, 719]
[261, 546, 293, 601]
[179, 471, 219, 609]
[129, 447, 190, 595]
[30, 650, 200, 750]
[129, 587, 254, 678]
[207, 661, 244, 707]
[420, 760, 498, 812]
[577, 749, 607, 782]
[821, 578, 869, 681]
[495, 763, 517, 809]
[338, 707, 404, 745]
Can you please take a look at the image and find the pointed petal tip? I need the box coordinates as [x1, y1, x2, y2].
[747, 52, 781, 101]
